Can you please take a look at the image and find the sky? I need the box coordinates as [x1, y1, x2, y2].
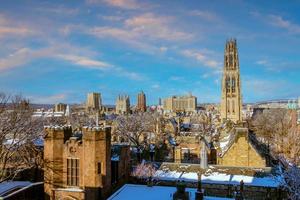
[0, 0, 300, 105]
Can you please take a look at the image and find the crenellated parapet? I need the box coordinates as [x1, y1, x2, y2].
[82, 126, 111, 141]
[44, 125, 72, 141]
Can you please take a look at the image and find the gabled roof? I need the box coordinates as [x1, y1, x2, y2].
[218, 127, 271, 162]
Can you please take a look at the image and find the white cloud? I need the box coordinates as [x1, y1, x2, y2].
[256, 60, 268, 65]
[181, 49, 221, 68]
[87, 13, 193, 52]
[251, 11, 300, 35]
[57, 54, 112, 70]
[151, 84, 160, 89]
[0, 15, 35, 38]
[87, 0, 143, 10]
[0, 44, 143, 81]
[268, 14, 300, 34]
[159, 46, 168, 52]
[35, 5, 79, 15]
[101, 15, 124, 21]
[169, 76, 184, 81]
[114, 67, 145, 81]
[189, 10, 218, 21]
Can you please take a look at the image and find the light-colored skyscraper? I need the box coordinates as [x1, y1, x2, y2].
[220, 39, 242, 123]
[116, 95, 130, 114]
[163, 93, 197, 112]
[86, 92, 102, 111]
[54, 103, 67, 112]
[137, 91, 146, 112]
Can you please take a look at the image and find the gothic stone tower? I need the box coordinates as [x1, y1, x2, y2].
[221, 39, 242, 123]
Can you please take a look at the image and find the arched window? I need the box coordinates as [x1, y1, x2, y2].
[226, 77, 230, 93]
[227, 100, 230, 113]
[232, 77, 236, 93]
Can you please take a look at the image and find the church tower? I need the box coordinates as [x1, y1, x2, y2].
[220, 39, 242, 123]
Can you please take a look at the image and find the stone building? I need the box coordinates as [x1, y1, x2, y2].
[174, 136, 216, 165]
[86, 92, 102, 111]
[218, 127, 268, 168]
[163, 94, 197, 113]
[115, 95, 130, 114]
[54, 103, 67, 113]
[44, 126, 112, 200]
[220, 39, 242, 123]
[137, 91, 146, 112]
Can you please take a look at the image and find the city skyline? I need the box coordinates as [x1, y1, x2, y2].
[0, 0, 300, 105]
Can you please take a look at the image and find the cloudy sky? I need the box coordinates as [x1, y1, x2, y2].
[0, 0, 300, 105]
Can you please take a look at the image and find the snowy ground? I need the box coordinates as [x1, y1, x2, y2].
[108, 184, 234, 200]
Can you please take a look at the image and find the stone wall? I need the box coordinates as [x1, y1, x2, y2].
[218, 129, 266, 168]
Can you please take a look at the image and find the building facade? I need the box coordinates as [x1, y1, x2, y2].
[163, 94, 197, 113]
[220, 39, 242, 123]
[115, 95, 130, 114]
[137, 91, 146, 112]
[44, 126, 112, 200]
[218, 128, 267, 168]
[54, 103, 67, 113]
[86, 92, 102, 111]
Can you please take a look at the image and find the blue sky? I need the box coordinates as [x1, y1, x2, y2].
[0, 0, 300, 105]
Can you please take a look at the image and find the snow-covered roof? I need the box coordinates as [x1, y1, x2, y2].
[54, 187, 84, 192]
[180, 172, 280, 187]
[111, 155, 120, 161]
[0, 181, 31, 196]
[108, 184, 234, 200]
[154, 169, 280, 188]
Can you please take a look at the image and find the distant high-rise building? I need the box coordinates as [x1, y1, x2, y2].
[86, 92, 102, 111]
[137, 91, 146, 112]
[163, 94, 197, 112]
[116, 95, 130, 114]
[220, 39, 242, 123]
[54, 103, 67, 112]
[158, 98, 162, 106]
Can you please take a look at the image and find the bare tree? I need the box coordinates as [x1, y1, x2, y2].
[114, 113, 156, 148]
[281, 165, 300, 200]
[190, 111, 218, 141]
[0, 93, 44, 182]
[252, 108, 299, 163]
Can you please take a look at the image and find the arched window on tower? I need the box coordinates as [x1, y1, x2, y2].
[232, 100, 235, 113]
[229, 54, 233, 69]
[232, 77, 236, 93]
[226, 77, 230, 93]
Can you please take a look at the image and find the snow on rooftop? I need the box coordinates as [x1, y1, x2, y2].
[55, 187, 84, 192]
[111, 155, 120, 161]
[155, 170, 182, 181]
[108, 184, 234, 200]
[155, 170, 280, 188]
[0, 181, 31, 196]
[219, 134, 231, 150]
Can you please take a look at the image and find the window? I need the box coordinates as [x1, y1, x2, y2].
[227, 100, 230, 113]
[232, 78, 235, 93]
[67, 158, 79, 186]
[226, 77, 231, 93]
[98, 162, 102, 174]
